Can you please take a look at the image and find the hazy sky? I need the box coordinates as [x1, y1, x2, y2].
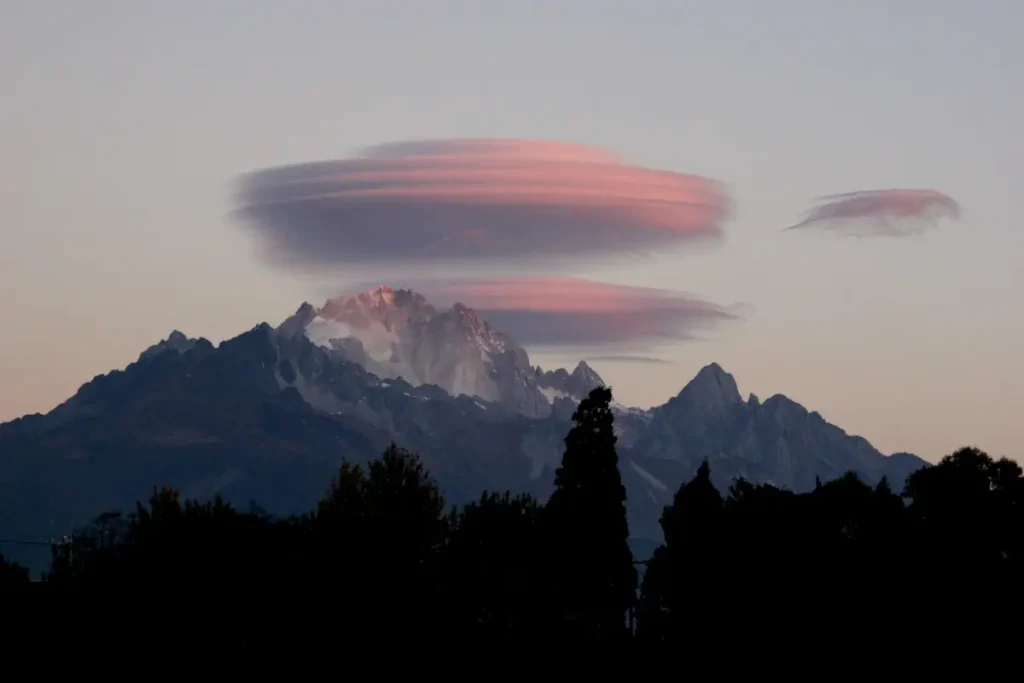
[2, 0, 1021, 463]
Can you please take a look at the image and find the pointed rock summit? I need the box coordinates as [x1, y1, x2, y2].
[535, 360, 606, 401]
[295, 302, 317, 318]
[277, 302, 319, 339]
[679, 362, 742, 409]
[140, 330, 198, 360]
[571, 361, 604, 391]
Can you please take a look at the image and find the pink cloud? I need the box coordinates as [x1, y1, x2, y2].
[342, 276, 743, 347]
[234, 139, 731, 269]
[786, 189, 960, 237]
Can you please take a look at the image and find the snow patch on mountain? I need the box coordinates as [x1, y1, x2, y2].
[629, 460, 669, 492]
[305, 317, 357, 348]
[540, 386, 569, 403]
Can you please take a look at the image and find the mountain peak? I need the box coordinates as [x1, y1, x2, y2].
[140, 330, 197, 360]
[442, 302, 507, 353]
[277, 302, 319, 339]
[370, 285, 395, 306]
[679, 362, 741, 407]
[698, 361, 727, 376]
[571, 361, 605, 390]
[536, 360, 605, 401]
[347, 285, 396, 309]
[322, 286, 432, 319]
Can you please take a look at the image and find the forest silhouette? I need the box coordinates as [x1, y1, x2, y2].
[2, 386, 1020, 643]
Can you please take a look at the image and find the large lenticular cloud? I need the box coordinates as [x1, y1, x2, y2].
[375, 276, 741, 347]
[786, 189, 960, 237]
[234, 139, 731, 268]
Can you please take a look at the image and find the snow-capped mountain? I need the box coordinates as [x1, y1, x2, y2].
[277, 286, 604, 418]
[0, 320, 928, 573]
[0, 285, 930, 575]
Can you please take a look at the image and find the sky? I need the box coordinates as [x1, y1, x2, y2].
[2, 0, 1021, 463]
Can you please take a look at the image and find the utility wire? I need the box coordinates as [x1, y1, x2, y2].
[0, 537, 70, 546]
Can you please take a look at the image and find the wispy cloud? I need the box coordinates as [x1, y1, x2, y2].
[337, 276, 743, 347]
[583, 355, 676, 365]
[785, 189, 960, 237]
[233, 138, 732, 271]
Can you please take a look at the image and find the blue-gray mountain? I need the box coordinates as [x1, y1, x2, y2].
[0, 287, 926, 572]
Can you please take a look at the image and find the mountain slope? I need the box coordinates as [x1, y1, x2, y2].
[0, 304, 928, 572]
[0, 325, 572, 570]
[629, 363, 926, 495]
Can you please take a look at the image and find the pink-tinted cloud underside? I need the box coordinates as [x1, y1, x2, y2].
[366, 276, 738, 346]
[424, 276, 705, 313]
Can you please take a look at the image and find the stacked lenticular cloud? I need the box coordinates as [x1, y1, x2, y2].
[233, 139, 963, 350]
[236, 139, 731, 267]
[235, 138, 739, 348]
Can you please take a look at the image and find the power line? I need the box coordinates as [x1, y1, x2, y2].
[0, 537, 70, 547]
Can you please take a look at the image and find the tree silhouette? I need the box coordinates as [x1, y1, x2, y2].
[21, 432, 1024, 643]
[313, 443, 448, 636]
[902, 446, 1024, 616]
[444, 490, 546, 638]
[544, 385, 636, 639]
[638, 459, 725, 639]
[0, 552, 29, 591]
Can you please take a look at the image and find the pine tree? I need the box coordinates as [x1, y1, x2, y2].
[545, 385, 636, 638]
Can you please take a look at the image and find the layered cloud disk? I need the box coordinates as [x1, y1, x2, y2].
[786, 189, 960, 237]
[375, 276, 740, 347]
[234, 139, 731, 268]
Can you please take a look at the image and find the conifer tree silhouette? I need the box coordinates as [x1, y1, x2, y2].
[545, 385, 636, 638]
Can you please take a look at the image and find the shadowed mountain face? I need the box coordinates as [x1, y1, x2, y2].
[628, 363, 926, 497]
[0, 291, 927, 572]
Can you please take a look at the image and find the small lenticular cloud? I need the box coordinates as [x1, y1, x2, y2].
[786, 189, 960, 237]
[233, 139, 731, 269]
[386, 276, 742, 347]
